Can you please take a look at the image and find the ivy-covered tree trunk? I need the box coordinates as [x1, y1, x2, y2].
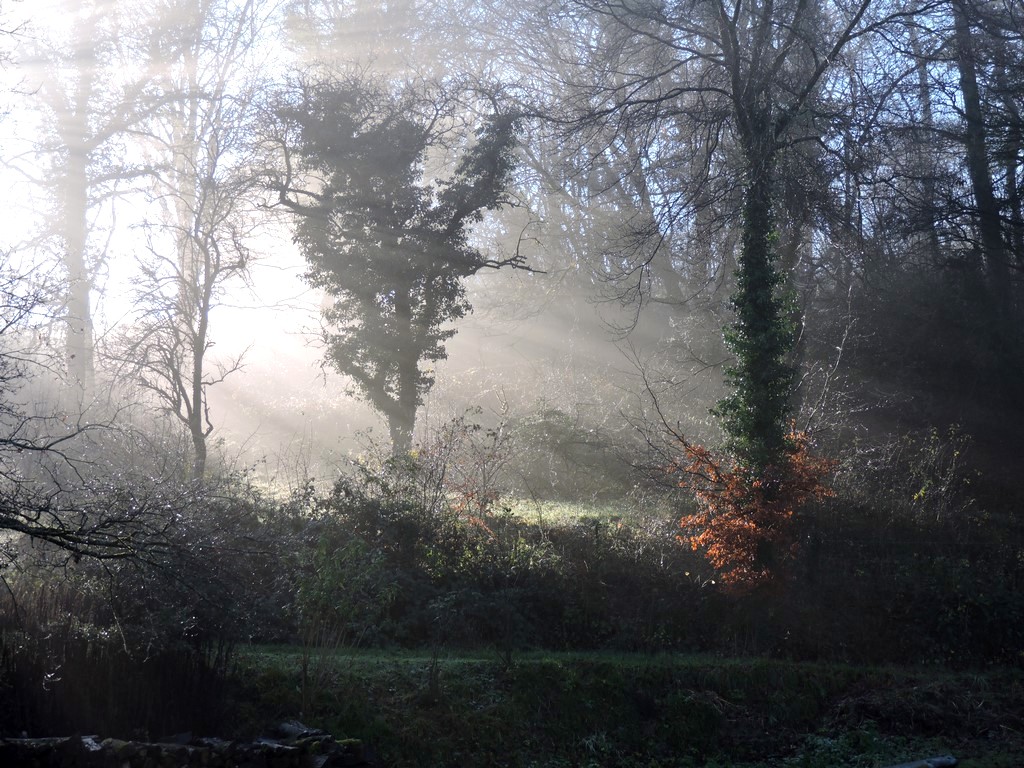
[714, 122, 795, 475]
[387, 403, 416, 457]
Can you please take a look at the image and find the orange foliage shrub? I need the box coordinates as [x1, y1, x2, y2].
[670, 431, 835, 589]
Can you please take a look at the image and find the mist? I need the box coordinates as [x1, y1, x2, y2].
[0, 0, 727, 488]
[0, 0, 1022, 760]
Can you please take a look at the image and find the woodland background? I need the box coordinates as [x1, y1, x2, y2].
[0, 0, 1021, 761]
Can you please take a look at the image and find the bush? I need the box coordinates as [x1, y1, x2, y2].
[0, 573, 231, 737]
[0, 470, 306, 737]
[504, 407, 637, 501]
[768, 427, 1024, 665]
[673, 430, 836, 589]
[275, 420, 1024, 665]
[306, 425, 711, 653]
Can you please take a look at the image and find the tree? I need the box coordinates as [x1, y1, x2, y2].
[673, 430, 834, 587]
[0, 246, 183, 564]
[946, 0, 1023, 398]
[547, 1, 903, 469]
[271, 75, 523, 454]
[447, 0, 927, 469]
[446, 0, 932, 584]
[283, 0, 419, 74]
[17, 0, 169, 398]
[0, 4, 179, 562]
[106, 0, 274, 481]
[833, 0, 1024, 433]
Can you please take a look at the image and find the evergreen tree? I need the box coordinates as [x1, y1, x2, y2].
[274, 77, 521, 454]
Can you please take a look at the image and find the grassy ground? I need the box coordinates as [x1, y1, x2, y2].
[231, 646, 1024, 767]
[504, 498, 668, 525]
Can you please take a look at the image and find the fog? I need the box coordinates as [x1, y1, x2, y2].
[0, 0, 724, 489]
[0, 0, 1021, 493]
[2, 0, 1024, 748]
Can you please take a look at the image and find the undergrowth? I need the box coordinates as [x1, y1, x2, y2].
[232, 648, 1024, 768]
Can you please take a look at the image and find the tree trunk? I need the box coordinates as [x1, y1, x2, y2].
[392, 291, 419, 457]
[387, 407, 416, 458]
[191, 426, 208, 482]
[43, 5, 104, 400]
[717, 112, 795, 472]
[952, 0, 1011, 303]
[995, 64, 1024, 263]
[173, 28, 207, 481]
[1007, 125, 1024, 263]
[190, 280, 210, 482]
[911, 25, 944, 265]
[738, 145, 790, 468]
[63, 144, 95, 398]
[952, 0, 1021, 397]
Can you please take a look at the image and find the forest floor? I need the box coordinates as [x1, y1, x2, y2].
[232, 647, 1024, 767]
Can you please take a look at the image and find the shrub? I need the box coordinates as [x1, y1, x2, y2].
[0, 470, 305, 737]
[0, 573, 231, 737]
[672, 430, 835, 589]
[505, 407, 636, 501]
[308, 424, 710, 652]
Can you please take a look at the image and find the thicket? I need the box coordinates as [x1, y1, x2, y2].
[0, 471, 300, 738]
[288, 421, 1023, 667]
[1, 416, 1021, 741]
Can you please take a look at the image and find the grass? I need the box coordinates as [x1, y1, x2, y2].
[503, 496, 678, 526]
[229, 646, 1024, 767]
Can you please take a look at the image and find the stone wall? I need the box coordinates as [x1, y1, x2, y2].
[0, 721, 375, 767]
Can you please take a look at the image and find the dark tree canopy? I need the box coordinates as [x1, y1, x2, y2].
[274, 77, 522, 453]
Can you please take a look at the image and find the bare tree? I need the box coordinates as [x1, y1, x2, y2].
[14, 0, 174, 399]
[521, 0, 923, 468]
[105, 0, 276, 480]
[0, 247, 184, 565]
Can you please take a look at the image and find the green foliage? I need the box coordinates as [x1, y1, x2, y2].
[505, 407, 637, 500]
[272, 417, 1024, 665]
[304, 418, 707, 652]
[296, 532, 397, 649]
[276, 75, 521, 452]
[712, 169, 797, 474]
[0, 470, 311, 737]
[9, 418, 1020, 745]
[291, 524, 400, 714]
